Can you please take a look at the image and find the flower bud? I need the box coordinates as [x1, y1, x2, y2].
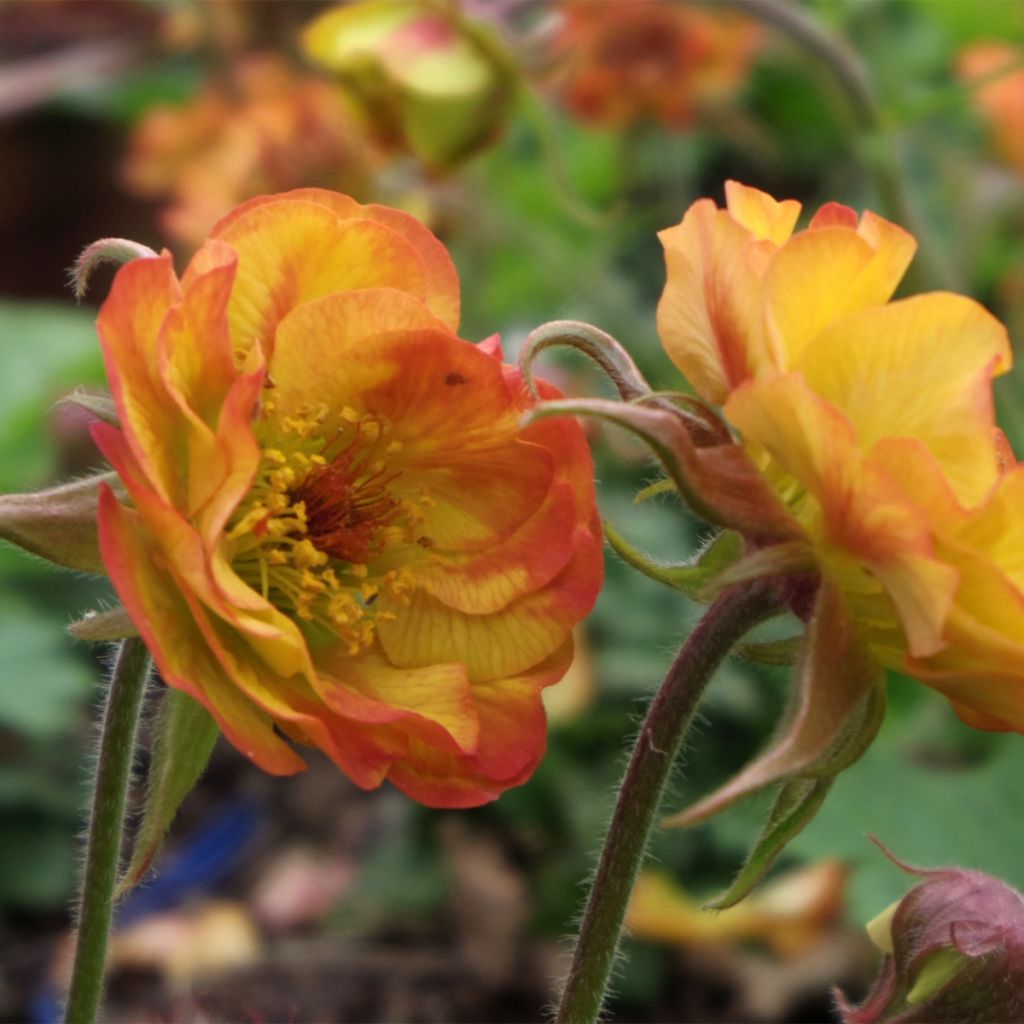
[302, 0, 517, 170]
[838, 857, 1024, 1023]
[0, 473, 120, 575]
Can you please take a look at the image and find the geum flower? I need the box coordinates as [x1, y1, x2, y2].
[91, 189, 602, 807]
[521, 182, 1016, 901]
[651, 181, 1017, 832]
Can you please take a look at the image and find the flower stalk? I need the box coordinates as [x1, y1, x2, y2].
[555, 580, 787, 1024]
[64, 637, 151, 1024]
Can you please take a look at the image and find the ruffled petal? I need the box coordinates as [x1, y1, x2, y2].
[313, 645, 479, 755]
[206, 188, 460, 330]
[725, 375, 958, 655]
[377, 520, 602, 680]
[797, 293, 1010, 507]
[209, 200, 432, 359]
[657, 199, 773, 404]
[763, 219, 915, 368]
[97, 486, 306, 775]
[724, 180, 801, 244]
[96, 253, 184, 505]
[383, 642, 572, 807]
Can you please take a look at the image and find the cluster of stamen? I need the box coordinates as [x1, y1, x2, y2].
[227, 399, 432, 654]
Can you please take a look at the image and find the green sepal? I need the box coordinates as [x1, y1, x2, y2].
[69, 605, 138, 642]
[605, 522, 743, 599]
[527, 397, 799, 539]
[701, 541, 816, 598]
[116, 687, 219, 897]
[705, 776, 833, 910]
[735, 636, 803, 666]
[61, 390, 119, 427]
[705, 682, 886, 909]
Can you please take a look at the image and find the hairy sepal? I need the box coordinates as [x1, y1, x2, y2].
[528, 397, 798, 539]
[116, 687, 220, 896]
[605, 522, 743, 598]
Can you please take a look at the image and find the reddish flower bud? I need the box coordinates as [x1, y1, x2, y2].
[838, 852, 1024, 1023]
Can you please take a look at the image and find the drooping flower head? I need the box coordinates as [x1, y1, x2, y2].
[93, 189, 602, 806]
[654, 182, 1021, 831]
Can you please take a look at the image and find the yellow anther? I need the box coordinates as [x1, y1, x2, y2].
[269, 467, 296, 491]
[360, 420, 382, 442]
[268, 549, 288, 566]
[264, 449, 287, 464]
[293, 539, 328, 571]
[227, 504, 268, 539]
[341, 406, 361, 423]
[350, 564, 369, 579]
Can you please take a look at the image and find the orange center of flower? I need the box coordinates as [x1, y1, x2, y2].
[227, 399, 432, 654]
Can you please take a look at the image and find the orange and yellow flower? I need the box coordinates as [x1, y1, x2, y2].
[658, 181, 1022, 749]
[957, 42, 1024, 176]
[92, 189, 602, 806]
[548, 0, 758, 130]
[122, 55, 379, 247]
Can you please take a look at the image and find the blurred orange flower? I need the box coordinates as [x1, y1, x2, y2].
[93, 190, 603, 806]
[122, 54, 378, 247]
[957, 42, 1024, 174]
[548, 0, 758, 129]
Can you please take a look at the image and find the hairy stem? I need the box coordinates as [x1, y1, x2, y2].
[555, 582, 786, 1024]
[64, 637, 151, 1024]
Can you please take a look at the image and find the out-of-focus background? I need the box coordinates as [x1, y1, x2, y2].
[2, 1, 1024, 1020]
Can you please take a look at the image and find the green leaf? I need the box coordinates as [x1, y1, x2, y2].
[605, 523, 743, 598]
[0, 599, 94, 738]
[117, 687, 219, 896]
[0, 301, 105, 494]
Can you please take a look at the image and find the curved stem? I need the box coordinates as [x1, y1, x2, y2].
[64, 637, 151, 1024]
[720, 0, 953, 292]
[555, 581, 786, 1024]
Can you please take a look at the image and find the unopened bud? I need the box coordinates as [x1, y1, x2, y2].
[0, 473, 121, 575]
[303, 0, 518, 170]
[838, 847, 1024, 1023]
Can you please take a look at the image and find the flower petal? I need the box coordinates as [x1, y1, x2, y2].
[764, 219, 915, 368]
[724, 180, 801, 244]
[797, 293, 1010, 507]
[97, 486, 306, 775]
[97, 253, 184, 505]
[206, 188, 460, 330]
[725, 375, 959, 656]
[657, 199, 772, 403]
[383, 642, 572, 807]
[313, 645, 479, 755]
[209, 200, 433, 359]
[378, 521, 602, 681]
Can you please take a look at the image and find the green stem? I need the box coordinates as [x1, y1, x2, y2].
[720, 0, 954, 293]
[555, 581, 785, 1024]
[64, 637, 151, 1024]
